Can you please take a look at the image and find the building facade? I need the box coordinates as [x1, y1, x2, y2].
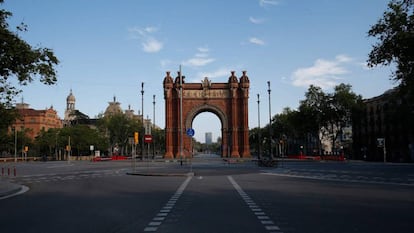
[205, 132, 212, 144]
[353, 88, 414, 162]
[11, 102, 62, 140]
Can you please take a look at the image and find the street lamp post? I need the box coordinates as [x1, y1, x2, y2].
[13, 127, 17, 162]
[257, 94, 261, 160]
[141, 82, 144, 159]
[153, 94, 156, 158]
[267, 81, 273, 159]
[179, 66, 183, 166]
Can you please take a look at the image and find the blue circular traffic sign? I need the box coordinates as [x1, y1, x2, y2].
[186, 128, 195, 137]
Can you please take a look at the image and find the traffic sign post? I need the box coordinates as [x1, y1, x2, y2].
[186, 128, 195, 137]
[186, 128, 195, 173]
[144, 135, 153, 143]
[144, 135, 152, 162]
[377, 138, 386, 162]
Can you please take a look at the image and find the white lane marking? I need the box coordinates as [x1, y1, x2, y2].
[143, 176, 192, 232]
[143, 227, 157, 232]
[228, 176, 283, 233]
[266, 225, 281, 230]
[261, 172, 414, 186]
[0, 185, 30, 200]
[47, 164, 74, 169]
[149, 222, 161, 226]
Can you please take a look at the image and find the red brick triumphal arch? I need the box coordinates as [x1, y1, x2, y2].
[163, 70, 251, 159]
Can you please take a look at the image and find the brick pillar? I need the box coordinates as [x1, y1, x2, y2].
[240, 71, 251, 158]
[229, 73, 240, 158]
[163, 72, 174, 159]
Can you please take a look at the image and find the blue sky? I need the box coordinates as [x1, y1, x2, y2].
[4, 0, 395, 143]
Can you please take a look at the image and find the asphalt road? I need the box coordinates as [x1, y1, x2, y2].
[1, 157, 413, 233]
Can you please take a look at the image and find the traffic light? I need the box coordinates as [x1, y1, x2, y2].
[134, 132, 139, 145]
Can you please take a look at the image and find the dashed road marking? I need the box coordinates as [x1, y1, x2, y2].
[228, 176, 283, 233]
[143, 176, 192, 232]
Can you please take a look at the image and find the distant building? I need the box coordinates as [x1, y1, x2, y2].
[353, 88, 414, 162]
[11, 102, 62, 140]
[63, 90, 89, 126]
[205, 132, 212, 144]
[64, 89, 76, 121]
[104, 96, 123, 117]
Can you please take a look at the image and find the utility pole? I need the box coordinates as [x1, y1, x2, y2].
[68, 136, 71, 164]
[257, 94, 261, 160]
[141, 82, 144, 159]
[179, 65, 183, 166]
[267, 81, 272, 159]
[13, 127, 17, 162]
[153, 94, 156, 158]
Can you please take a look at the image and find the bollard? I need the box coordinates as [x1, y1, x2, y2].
[1, 167, 3, 176]
[13, 166, 16, 177]
[8, 167, 10, 176]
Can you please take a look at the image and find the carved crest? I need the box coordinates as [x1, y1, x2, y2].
[202, 77, 211, 90]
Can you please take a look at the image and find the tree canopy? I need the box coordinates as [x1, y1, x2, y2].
[368, 0, 414, 87]
[1, 0, 59, 106]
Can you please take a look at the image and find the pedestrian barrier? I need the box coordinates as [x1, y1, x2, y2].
[287, 154, 345, 161]
[1, 166, 16, 177]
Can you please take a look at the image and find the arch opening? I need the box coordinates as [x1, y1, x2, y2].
[192, 111, 222, 156]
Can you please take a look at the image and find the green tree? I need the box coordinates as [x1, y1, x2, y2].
[0, 0, 59, 104]
[299, 85, 329, 152]
[98, 113, 142, 155]
[299, 84, 361, 153]
[249, 127, 262, 157]
[36, 126, 108, 158]
[328, 84, 362, 151]
[367, 0, 414, 87]
[0, 104, 17, 152]
[272, 108, 303, 156]
[1, 0, 59, 138]
[152, 127, 165, 156]
[35, 128, 59, 157]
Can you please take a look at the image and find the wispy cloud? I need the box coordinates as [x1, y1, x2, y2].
[184, 57, 215, 67]
[259, 0, 280, 7]
[291, 55, 352, 89]
[160, 59, 172, 68]
[198, 68, 230, 80]
[142, 38, 163, 53]
[249, 37, 265, 45]
[197, 47, 209, 53]
[249, 16, 265, 24]
[128, 26, 163, 53]
[336, 54, 352, 63]
[183, 47, 215, 67]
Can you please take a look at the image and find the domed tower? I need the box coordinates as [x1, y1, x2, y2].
[64, 89, 76, 121]
[104, 96, 123, 116]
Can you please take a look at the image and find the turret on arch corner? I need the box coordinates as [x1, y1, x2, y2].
[163, 70, 250, 159]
